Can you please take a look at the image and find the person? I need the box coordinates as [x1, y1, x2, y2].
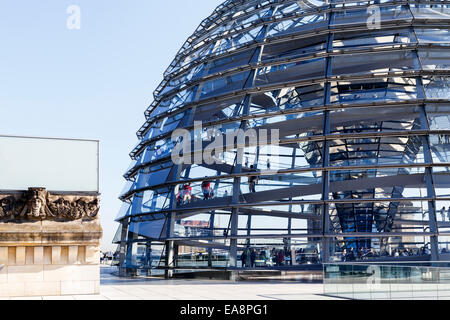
[250, 248, 256, 268]
[441, 207, 446, 222]
[271, 248, 277, 266]
[248, 165, 258, 193]
[241, 249, 247, 268]
[176, 190, 183, 206]
[286, 249, 292, 265]
[266, 158, 271, 170]
[145, 247, 152, 268]
[312, 249, 319, 264]
[346, 247, 355, 261]
[201, 179, 212, 200]
[183, 183, 192, 204]
[447, 207, 450, 222]
[277, 250, 285, 266]
[245, 247, 252, 268]
[357, 247, 364, 260]
[259, 250, 267, 266]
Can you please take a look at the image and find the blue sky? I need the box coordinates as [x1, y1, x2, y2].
[0, 0, 223, 250]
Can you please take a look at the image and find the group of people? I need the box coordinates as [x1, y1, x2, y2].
[295, 248, 320, 264]
[238, 247, 325, 267]
[271, 248, 293, 266]
[239, 247, 292, 268]
[175, 164, 262, 205]
[176, 179, 217, 205]
[240, 247, 259, 268]
[341, 247, 376, 262]
[340, 246, 435, 262]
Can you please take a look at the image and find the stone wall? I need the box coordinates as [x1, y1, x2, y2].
[0, 245, 100, 297]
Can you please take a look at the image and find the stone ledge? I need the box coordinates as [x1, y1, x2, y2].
[0, 245, 100, 266]
[0, 232, 103, 245]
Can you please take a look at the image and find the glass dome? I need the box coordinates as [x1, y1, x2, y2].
[115, 0, 450, 274]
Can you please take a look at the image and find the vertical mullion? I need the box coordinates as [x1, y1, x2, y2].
[321, 10, 334, 264]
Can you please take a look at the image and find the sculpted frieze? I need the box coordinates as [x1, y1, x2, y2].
[0, 188, 99, 222]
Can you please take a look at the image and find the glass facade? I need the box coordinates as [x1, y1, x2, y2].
[115, 0, 450, 275]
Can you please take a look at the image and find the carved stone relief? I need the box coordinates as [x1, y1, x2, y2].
[0, 188, 99, 221]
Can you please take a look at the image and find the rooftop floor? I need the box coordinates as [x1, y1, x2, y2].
[2, 266, 338, 300]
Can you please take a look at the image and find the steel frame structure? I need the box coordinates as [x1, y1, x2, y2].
[115, 0, 450, 277]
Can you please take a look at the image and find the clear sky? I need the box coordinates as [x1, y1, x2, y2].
[0, 0, 224, 251]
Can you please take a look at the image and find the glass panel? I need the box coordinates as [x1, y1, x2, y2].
[129, 190, 171, 215]
[330, 106, 422, 137]
[327, 135, 425, 167]
[267, 14, 327, 38]
[157, 64, 205, 98]
[142, 112, 185, 142]
[247, 107, 324, 137]
[427, 104, 450, 130]
[324, 262, 450, 300]
[410, 4, 450, 20]
[415, 28, 450, 45]
[135, 166, 172, 190]
[330, 78, 418, 104]
[419, 48, 450, 70]
[329, 167, 427, 198]
[333, 5, 412, 26]
[150, 87, 197, 118]
[255, 58, 325, 86]
[240, 143, 322, 171]
[200, 71, 251, 99]
[329, 200, 431, 241]
[430, 135, 450, 164]
[433, 169, 450, 199]
[193, 96, 246, 123]
[206, 49, 255, 76]
[333, 29, 412, 50]
[262, 36, 327, 62]
[211, 25, 265, 55]
[240, 170, 323, 200]
[115, 202, 131, 221]
[332, 51, 415, 76]
[423, 76, 450, 100]
[250, 85, 325, 116]
[129, 219, 166, 239]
